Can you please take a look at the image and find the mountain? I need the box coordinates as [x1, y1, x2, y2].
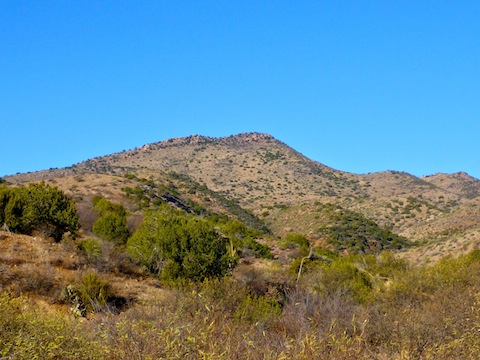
[4, 132, 480, 261]
[421, 172, 480, 199]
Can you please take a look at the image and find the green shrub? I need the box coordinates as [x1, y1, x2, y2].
[289, 256, 323, 277]
[221, 220, 272, 259]
[0, 182, 79, 240]
[123, 173, 136, 180]
[79, 273, 113, 313]
[0, 185, 10, 224]
[78, 238, 102, 262]
[242, 237, 273, 259]
[467, 249, 480, 262]
[128, 205, 236, 282]
[283, 233, 310, 252]
[92, 197, 130, 244]
[93, 211, 130, 243]
[305, 255, 384, 304]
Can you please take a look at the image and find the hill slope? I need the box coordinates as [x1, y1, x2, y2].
[4, 132, 480, 261]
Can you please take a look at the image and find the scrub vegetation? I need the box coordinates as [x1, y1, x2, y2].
[0, 182, 79, 241]
[2, 133, 480, 358]
[1, 249, 479, 359]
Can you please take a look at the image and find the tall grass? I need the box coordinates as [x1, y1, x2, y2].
[1, 250, 480, 359]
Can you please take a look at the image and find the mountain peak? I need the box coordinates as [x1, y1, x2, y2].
[228, 132, 275, 141]
[421, 172, 480, 199]
[141, 132, 276, 151]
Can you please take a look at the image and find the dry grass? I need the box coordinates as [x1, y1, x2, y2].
[44, 173, 136, 204]
[2, 251, 480, 359]
[0, 231, 163, 310]
[3, 133, 480, 357]
[2, 227, 480, 358]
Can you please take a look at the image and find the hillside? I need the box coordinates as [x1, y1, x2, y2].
[4, 132, 480, 261]
[3, 132, 480, 358]
[5, 133, 365, 205]
[0, 230, 163, 307]
[421, 172, 480, 199]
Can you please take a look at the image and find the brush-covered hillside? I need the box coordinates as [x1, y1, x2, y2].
[5, 132, 480, 261]
[2, 132, 480, 358]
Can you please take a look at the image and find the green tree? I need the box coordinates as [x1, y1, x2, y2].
[92, 197, 129, 244]
[0, 185, 10, 224]
[23, 182, 79, 239]
[0, 182, 79, 240]
[3, 188, 26, 232]
[127, 205, 235, 281]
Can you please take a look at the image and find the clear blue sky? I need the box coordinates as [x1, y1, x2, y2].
[1, 1, 479, 178]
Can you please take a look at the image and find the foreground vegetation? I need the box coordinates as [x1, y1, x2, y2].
[1, 178, 479, 359]
[1, 249, 479, 359]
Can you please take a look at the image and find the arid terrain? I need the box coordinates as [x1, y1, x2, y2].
[6, 132, 480, 262]
[2, 132, 480, 359]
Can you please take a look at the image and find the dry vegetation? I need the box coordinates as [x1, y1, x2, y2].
[6, 133, 478, 260]
[0, 231, 161, 303]
[1, 229, 480, 359]
[2, 132, 480, 358]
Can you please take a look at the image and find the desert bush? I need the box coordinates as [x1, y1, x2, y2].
[1, 243, 480, 358]
[0, 261, 61, 298]
[99, 250, 480, 357]
[196, 277, 248, 313]
[63, 272, 114, 315]
[128, 205, 236, 282]
[79, 272, 113, 313]
[293, 253, 409, 305]
[92, 196, 130, 244]
[76, 237, 140, 275]
[78, 238, 102, 262]
[12, 264, 57, 297]
[95, 241, 131, 274]
[282, 233, 310, 252]
[76, 202, 97, 231]
[289, 256, 323, 277]
[314, 257, 373, 304]
[0, 182, 79, 240]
